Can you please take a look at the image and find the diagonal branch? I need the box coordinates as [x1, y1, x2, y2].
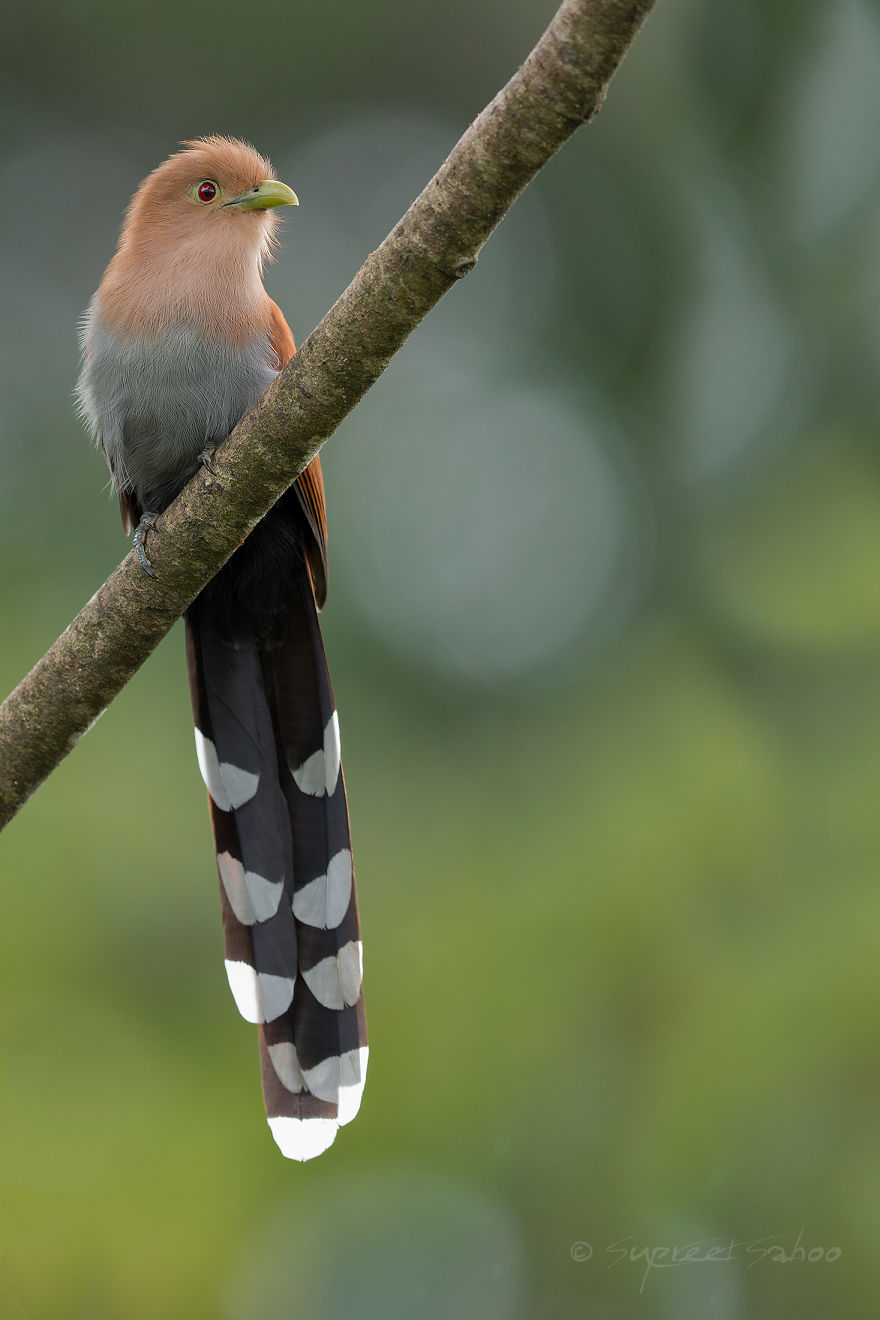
[0, 0, 657, 829]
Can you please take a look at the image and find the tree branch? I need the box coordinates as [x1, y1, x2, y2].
[0, 0, 657, 829]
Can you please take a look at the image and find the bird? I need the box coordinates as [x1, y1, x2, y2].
[75, 136, 367, 1161]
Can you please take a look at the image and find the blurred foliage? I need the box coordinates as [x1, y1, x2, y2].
[2, 0, 880, 1316]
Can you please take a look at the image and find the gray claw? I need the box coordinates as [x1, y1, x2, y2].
[133, 511, 159, 579]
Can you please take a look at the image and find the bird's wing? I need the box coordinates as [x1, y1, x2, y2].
[267, 299, 329, 608]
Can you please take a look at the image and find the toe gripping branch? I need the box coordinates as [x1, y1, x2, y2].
[199, 445, 218, 476]
[133, 512, 159, 579]
[131, 451, 217, 579]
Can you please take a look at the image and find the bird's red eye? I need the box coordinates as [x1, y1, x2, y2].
[197, 181, 217, 202]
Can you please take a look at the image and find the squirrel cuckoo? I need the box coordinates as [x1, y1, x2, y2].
[76, 137, 367, 1160]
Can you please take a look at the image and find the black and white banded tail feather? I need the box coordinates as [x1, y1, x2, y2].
[185, 554, 367, 1161]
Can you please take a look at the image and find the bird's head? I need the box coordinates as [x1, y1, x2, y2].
[119, 136, 298, 269]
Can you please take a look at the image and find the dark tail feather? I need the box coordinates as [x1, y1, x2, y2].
[186, 569, 367, 1161]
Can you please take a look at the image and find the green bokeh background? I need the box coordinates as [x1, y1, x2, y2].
[2, 0, 879, 1315]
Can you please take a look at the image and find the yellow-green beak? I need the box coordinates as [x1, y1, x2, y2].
[225, 179, 299, 211]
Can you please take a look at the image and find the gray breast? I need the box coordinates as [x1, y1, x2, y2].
[76, 309, 278, 512]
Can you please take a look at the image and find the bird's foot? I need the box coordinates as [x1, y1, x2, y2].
[133, 511, 160, 579]
[199, 445, 218, 476]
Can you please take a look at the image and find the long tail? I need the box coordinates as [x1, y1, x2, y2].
[185, 565, 367, 1161]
